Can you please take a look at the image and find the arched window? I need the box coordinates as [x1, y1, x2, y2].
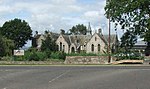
[71, 47, 75, 53]
[91, 44, 94, 52]
[98, 44, 100, 52]
[60, 42, 62, 51]
[63, 45, 65, 51]
[95, 37, 97, 41]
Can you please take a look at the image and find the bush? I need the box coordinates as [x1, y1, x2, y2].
[114, 52, 144, 61]
[28, 52, 40, 61]
[67, 53, 97, 56]
[27, 51, 47, 61]
[50, 51, 66, 60]
[45, 50, 51, 58]
[0, 56, 13, 61]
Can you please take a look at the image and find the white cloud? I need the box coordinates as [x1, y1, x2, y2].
[0, 0, 118, 36]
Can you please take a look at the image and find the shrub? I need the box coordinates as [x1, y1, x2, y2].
[0, 56, 13, 61]
[50, 51, 66, 60]
[27, 51, 47, 61]
[114, 52, 144, 61]
[58, 51, 66, 60]
[45, 50, 51, 58]
[28, 52, 40, 61]
[67, 53, 97, 56]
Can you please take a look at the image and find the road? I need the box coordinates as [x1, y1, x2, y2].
[0, 65, 150, 89]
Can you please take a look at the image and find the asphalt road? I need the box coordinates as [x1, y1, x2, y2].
[0, 65, 150, 89]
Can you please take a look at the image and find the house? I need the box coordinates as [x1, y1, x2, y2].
[56, 28, 119, 54]
[32, 31, 59, 51]
[32, 24, 119, 54]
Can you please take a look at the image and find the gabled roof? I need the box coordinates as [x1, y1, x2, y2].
[70, 35, 92, 45]
[96, 33, 108, 45]
[34, 34, 43, 39]
[61, 35, 92, 46]
[34, 32, 59, 41]
[48, 32, 59, 41]
[103, 34, 118, 45]
[62, 35, 71, 45]
[61, 33, 118, 47]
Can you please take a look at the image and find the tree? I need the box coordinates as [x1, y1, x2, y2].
[105, 0, 150, 43]
[120, 30, 137, 52]
[0, 34, 14, 57]
[41, 34, 57, 52]
[69, 24, 87, 35]
[0, 18, 32, 49]
[60, 29, 65, 35]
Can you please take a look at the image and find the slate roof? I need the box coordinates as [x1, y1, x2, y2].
[61, 34, 118, 47]
[48, 32, 59, 41]
[103, 34, 118, 45]
[62, 35, 92, 46]
[34, 34, 43, 39]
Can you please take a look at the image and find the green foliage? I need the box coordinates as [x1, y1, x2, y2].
[120, 30, 137, 50]
[28, 52, 40, 61]
[50, 51, 66, 60]
[0, 34, 14, 57]
[45, 50, 51, 58]
[0, 18, 32, 49]
[69, 24, 87, 35]
[67, 53, 97, 56]
[0, 56, 13, 61]
[41, 34, 57, 52]
[27, 52, 47, 61]
[114, 52, 144, 61]
[105, 0, 150, 42]
[60, 29, 65, 35]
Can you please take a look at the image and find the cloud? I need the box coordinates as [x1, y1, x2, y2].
[0, 0, 117, 36]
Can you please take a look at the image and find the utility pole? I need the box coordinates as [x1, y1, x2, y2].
[108, 15, 111, 63]
[106, 0, 111, 63]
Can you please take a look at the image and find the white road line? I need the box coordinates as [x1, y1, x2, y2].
[49, 70, 70, 83]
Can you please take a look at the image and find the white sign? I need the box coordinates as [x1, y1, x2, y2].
[14, 50, 24, 56]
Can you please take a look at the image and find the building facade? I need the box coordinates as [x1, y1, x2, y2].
[32, 24, 119, 54]
[56, 31, 118, 54]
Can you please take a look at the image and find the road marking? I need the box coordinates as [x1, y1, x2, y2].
[49, 70, 70, 83]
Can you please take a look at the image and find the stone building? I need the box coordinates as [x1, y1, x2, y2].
[56, 30, 118, 54]
[32, 24, 119, 54]
[32, 31, 59, 51]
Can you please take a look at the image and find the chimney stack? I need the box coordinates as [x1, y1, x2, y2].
[98, 28, 102, 34]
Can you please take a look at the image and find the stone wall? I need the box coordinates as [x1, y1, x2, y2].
[65, 56, 116, 64]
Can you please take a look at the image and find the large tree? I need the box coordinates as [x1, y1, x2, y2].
[0, 18, 32, 49]
[105, 0, 150, 43]
[120, 30, 137, 52]
[69, 24, 87, 35]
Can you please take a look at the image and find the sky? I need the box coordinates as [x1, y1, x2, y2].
[0, 0, 123, 47]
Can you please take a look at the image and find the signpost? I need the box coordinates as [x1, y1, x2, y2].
[14, 50, 24, 56]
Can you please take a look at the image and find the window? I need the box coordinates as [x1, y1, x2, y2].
[91, 44, 94, 52]
[95, 37, 97, 41]
[63, 45, 65, 51]
[71, 47, 75, 53]
[60, 42, 62, 51]
[98, 44, 100, 52]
